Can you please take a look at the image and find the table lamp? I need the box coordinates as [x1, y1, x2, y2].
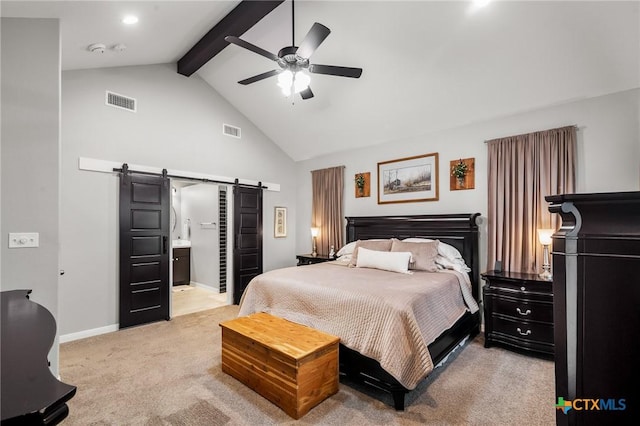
[311, 227, 319, 257]
[537, 228, 554, 280]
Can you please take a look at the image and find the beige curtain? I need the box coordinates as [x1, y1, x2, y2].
[311, 166, 344, 256]
[487, 125, 576, 273]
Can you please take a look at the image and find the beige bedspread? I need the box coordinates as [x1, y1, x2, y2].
[238, 262, 479, 389]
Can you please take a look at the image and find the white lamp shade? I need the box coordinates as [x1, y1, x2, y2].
[277, 70, 293, 97]
[537, 228, 554, 245]
[310, 227, 319, 237]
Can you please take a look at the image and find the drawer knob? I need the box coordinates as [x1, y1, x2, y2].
[516, 308, 532, 316]
[516, 327, 532, 336]
[520, 286, 526, 291]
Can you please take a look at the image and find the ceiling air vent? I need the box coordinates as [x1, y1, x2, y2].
[223, 123, 241, 138]
[105, 91, 136, 112]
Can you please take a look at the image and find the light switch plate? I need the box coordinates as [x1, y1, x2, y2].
[9, 232, 39, 248]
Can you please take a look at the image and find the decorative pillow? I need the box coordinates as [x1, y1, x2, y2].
[390, 239, 439, 272]
[348, 239, 393, 267]
[356, 247, 412, 274]
[402, 238, 464, 262]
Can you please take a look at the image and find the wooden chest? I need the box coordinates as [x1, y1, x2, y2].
[219, 312, 339, 419]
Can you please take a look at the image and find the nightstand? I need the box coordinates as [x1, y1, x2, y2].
[296, 254, 333, 266]
[481, 270, 554, 357]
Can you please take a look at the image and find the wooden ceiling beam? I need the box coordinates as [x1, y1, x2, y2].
[177, 0, 284, 77]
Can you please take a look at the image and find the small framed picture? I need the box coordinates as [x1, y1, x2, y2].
[274, 206, 287, 238]
[450, 157, 475, 191]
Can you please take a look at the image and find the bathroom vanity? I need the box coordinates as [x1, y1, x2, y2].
[172, 241, 191, 286]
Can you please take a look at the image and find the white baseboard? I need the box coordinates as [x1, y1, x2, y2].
[60, 323, 119, 343]
[190, 281, 219, 293]
[62, 282, 223, 343]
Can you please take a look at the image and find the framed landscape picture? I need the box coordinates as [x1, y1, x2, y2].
[377, 153, 439, 204]
[274, 207, 287, 238]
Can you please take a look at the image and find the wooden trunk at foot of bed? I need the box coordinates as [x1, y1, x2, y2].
[340, 214, 482, 410]
[220, 312, 340, 419]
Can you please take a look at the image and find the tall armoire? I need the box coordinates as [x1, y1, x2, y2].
[547, 191, 639, 426]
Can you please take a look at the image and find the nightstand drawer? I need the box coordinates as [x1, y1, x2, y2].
[487, 279, 552, 297]
[490, 316, 554, 345]
[491, 296, 553, 324]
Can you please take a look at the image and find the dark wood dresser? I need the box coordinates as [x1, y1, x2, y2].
[1, 290, 76, 425]
[481, 270, 554, 357]
[547, 191, 639, 425]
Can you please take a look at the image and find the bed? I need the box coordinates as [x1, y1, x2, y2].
[238, 214, 481, 410]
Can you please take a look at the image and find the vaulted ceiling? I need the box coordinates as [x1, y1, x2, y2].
[3, 1, 639, 161]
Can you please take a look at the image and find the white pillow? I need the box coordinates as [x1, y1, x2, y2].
[337, 239, 388, 257]
[336, 241, 357, 257]
[402, 238, 464, 262]
[435, 256, 471, 273]
[356, 247, 412, 274]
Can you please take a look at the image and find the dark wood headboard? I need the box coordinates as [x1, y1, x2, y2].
[345, 214, 481, 301]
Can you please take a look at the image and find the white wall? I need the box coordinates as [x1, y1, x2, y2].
[295, 89, 640, 274]
[181, 183, 219, 290]
[1, 18, 61, 373]
[60, 64, 297, 336]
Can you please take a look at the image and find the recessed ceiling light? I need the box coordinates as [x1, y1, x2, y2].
[122, 15, 138, 25]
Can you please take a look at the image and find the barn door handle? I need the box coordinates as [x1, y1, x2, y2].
[162, 236, 168, 254]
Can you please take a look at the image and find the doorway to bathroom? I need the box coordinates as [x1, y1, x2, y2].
[111, 160, 265, 328]
[170, 179, 230, 316]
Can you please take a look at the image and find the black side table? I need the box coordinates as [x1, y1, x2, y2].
[481, 270, 554, 357]
[296, 254, 334, 266]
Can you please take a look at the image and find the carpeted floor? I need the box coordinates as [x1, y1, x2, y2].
[59, 305, 555, 425]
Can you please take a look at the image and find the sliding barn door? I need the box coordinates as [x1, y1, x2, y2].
[232, 185, 263, 304]
[119, 171, 170, 328]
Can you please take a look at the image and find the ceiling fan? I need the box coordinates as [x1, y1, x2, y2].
[224, 0, 363, 100]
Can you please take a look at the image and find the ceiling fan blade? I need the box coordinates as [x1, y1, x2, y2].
[238, 70, 281, 85]
[296, 23, 331, 59]
[309, 64, 363, 78]
[300, 87, 314, 100]
[225, 36, 278, 62]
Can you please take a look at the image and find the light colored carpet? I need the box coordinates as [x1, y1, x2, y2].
[59, 305, 555, 425]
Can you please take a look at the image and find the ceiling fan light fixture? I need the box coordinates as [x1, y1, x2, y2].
[293, 71, 311, 93]
[277, 70, 293, 96]
[277, 70, 310, 97]
[225, 0, 361, 101]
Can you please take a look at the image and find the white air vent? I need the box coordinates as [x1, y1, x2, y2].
[223, 123, 241, 138]
[105, 91, 136, 112]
